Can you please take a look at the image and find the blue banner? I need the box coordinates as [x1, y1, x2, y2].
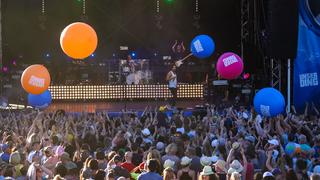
[294, 10, 320, 112]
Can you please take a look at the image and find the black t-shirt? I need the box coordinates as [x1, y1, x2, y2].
[172, 51, 185, 60]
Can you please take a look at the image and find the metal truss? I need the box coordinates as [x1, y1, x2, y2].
[241, 0, 250, 59]
[271, 58, 281, 90]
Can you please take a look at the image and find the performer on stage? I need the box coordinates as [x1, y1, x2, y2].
[172, 40, 186, 60]
[127, 55, 136, 73]
[166, 65, 178, 107]
[121, 55, 137, 84]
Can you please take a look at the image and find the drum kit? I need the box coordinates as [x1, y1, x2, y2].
[120, 59, 152, 84]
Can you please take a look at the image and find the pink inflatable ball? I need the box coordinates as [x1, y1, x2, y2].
[216, 52, 244, 80]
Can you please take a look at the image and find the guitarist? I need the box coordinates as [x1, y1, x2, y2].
[172, 40, 186, 60]
[166, 65, 178, 108]
[172, 40, 187, 67]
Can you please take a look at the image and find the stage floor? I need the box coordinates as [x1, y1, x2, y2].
[46, 100, 205, 113]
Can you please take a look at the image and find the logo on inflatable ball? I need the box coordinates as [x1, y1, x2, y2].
[217, 52, 244, 80]
[190, 35, 215, 59]
[28, 90, 52, 109]
[254, 87, 285, 117]
[21, 65, 51, 95]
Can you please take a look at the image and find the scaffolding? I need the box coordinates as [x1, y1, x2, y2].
[241, 0, 250, 59]
[271, 58, 282, 91]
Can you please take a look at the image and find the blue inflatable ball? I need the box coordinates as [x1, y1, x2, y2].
[28, 90, 52, 109]
[190, 35, 215, 59]
[285, 142, 296, 156]
[253, 87, 285, 117]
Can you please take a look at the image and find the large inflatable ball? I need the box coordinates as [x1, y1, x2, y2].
[28, 90, 52, 109]
[190, 35, 215, 59]
[21, 65, 51, 95]
[60, 22, 98, 59]
[216, 52, 244, 80]
[254, 88, 285, 117]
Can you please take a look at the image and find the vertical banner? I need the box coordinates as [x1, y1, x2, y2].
[294, 9, 320, 111]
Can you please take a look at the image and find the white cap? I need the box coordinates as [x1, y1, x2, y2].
[263, 172, 274, 178]
[181, 156, 192, 166]
[268, 139, 279, 146]
[210, 155, 219, 163]
[142, 128, 151, 136]
[200, 156, 212, 166]
[211, 139, 219, 148]
[163, 159, 175, 169]
[176, 127, 185, 134]
[156, 142, 165, 151]
[242, 112, 249, 119]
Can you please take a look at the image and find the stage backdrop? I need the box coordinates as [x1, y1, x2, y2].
[294, 2, 320, 112]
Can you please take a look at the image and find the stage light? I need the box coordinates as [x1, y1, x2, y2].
[49, 84, 203, 100]
[2, 66, 8, 73]
[91, 53, 95, 57]
[243, 73, 250, 80]
[45, 53, 50, 57]
[131, 52, 136, 57]
[165, 0, 174, 4]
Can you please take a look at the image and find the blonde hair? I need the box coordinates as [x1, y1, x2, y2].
[147, 149, 161, 162]
[53, 175, 65, 180]
[230, 172, 241, 180]
[84, 157, 93, 168]
[163, 167, 176, 180]
[165, 143, 178, 155]
[107, 151, 117, 161]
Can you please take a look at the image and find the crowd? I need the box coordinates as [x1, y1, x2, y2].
[0, 103, 319, 180]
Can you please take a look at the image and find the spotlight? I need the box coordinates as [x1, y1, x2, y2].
[91, 53, 95, 57]
[243, 73, 250, 80]
[131, 52, 136, 57]
[45, 53, 50, 57]
[2, 66, 8, 73]
[165, 0, 174, 4]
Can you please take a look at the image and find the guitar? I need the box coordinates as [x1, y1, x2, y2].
[175, 53, 193, 67]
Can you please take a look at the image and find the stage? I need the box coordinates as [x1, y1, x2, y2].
[45, 84, 205, 112]
[46, 100, 205, 113]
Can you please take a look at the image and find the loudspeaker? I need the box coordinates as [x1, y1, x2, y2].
[266, 0, 299, 59]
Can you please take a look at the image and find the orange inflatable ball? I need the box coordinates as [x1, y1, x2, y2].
[60, 22, 98, 59]
[21, 65, 51, 95]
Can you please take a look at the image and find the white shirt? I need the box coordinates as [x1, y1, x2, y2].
[176, 127, 185, 134]
[168, 71, 177, 88]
